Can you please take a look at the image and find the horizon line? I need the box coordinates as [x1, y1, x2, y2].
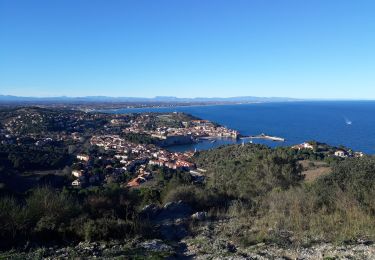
[1, 94, 375, 101]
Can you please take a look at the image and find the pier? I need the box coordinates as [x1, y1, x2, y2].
[242, 133, 285, 142]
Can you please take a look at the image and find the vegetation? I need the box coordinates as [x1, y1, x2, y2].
[1, 109, 374, 253]
[0, 163, 196, 249]
[0, 185, 150, 249]
[193, 145, 375, 246]
[2, 143, 375, 250]
[121, 132, 158, 144]
[0, 107, 106, 135]
[0, 143, 71, 172]
[195, 144, 303, 202]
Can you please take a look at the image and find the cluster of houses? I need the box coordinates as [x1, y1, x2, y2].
[148, 151, 195, 170]
[292, 142, 315, 150]
[0, 133, 59, 147]
[120, 115, 240, 143]
[69, 135, 198, 188]
[127, 167, 152, 187]
[71, 152, 128, 187]
[292, 142, 364, 158]
[71, 154, 100, 187]
[146, 119, 239, 140]
[3, 108, 106, 136]
[0, 108, 119, 149]
[121, 114, 152, 134]
[333, 149, 364, 158]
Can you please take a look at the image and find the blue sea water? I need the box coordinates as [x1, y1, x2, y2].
[104, 102, 375, 154]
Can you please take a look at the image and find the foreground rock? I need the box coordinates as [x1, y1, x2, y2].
[141, 200, 192, 221]
[182, 238, 375, 259]
[180, 221, 375, 259]
[2, 238, 375, 259]
[141, 200, 193, 241]
[191, 211, 208, 221]
[0, 235, 375, 260]
[140, 239, 173, 252]
[3, 203, 375, 259]
[0, 239, 175, 259]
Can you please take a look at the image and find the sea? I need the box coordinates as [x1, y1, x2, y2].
[103, 101, 375, 154]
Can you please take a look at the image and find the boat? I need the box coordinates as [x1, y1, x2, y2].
[345, 117, 352, 125]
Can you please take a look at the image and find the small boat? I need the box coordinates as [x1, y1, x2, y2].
[210, 140, 216, 143]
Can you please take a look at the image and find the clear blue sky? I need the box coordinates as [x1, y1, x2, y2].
[1, 0, 375, 99]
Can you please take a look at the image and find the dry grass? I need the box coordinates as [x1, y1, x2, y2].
[299, 160, 332, 183]
[250, 188, 375, 245]
[303, 167, 332, 182]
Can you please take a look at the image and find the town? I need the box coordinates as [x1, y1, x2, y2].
[0, 107, 234, 189]
[0, 107, 365, 192]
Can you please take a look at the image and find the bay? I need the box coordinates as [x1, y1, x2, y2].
[103, 101, 375, 154]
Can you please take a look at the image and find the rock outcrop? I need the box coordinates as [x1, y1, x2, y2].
[140, 200, 193, 240]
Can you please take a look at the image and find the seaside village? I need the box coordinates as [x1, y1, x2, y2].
[71, 144, 195, 188]
[14, 109, 360, 189]
[70, 117, 363, 189]
[0, 108, 238, 189]
[122, 117, 239, 141]
[69, 115, 239, 188]
[0, 108, 363, 189]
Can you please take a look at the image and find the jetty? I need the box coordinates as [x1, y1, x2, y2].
[243, 133, 285, 142]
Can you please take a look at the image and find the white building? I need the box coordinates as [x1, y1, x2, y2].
[334, 150, 347, 158]
[72, 170, 84, 178]
[77, 154, 90, 162]
[292, 142, 314, 150]
[72, 180, 81, 186]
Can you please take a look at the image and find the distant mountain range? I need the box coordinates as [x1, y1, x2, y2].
[0, 95, 301, 103]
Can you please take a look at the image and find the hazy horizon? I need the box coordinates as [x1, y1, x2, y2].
[1, 93, 375, 102]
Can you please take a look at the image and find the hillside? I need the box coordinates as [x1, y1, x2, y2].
[1, 140, 375, 258]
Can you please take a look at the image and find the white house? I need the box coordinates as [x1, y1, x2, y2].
[77, 154, 90, 162]
[72, 180, 81, 186]
[72, 170, 84, 178]
[334, 150, 347, 158]
[302, 142, 314, 150]
[292, 142, 314, 150]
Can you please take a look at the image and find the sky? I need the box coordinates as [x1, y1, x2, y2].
[1, 0, 375, 99]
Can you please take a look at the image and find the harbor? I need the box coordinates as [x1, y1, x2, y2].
[105, 102, 375, 154]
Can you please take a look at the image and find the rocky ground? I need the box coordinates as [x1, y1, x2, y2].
[181, 221, 375, 259]
[2, 201, 375, 259]
[183, 236, 375, 259]
[2, 238, 375, 259]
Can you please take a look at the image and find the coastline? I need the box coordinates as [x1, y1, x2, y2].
[97, 102, 375, 154]
[94, 101, 264, 113]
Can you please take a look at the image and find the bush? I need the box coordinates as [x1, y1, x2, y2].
[194, 144, 303, 202]
[83, 218, 131, 241]
[0, 197, 28, 248]
[194, 148, 375, 246]
[163, 185, 229, 211]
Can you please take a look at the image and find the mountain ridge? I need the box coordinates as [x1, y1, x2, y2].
[0, 95, 301, 103]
